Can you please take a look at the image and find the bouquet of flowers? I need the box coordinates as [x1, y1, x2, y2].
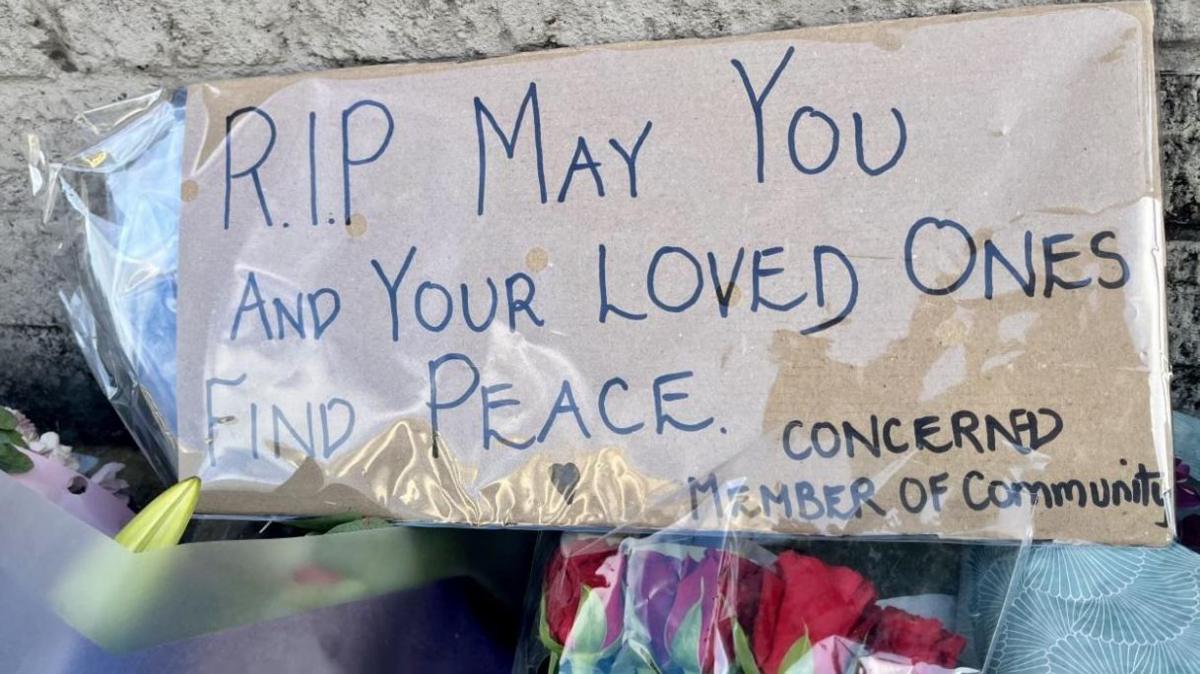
[0, 406, 133, 535]
[528, 535, 978, 674]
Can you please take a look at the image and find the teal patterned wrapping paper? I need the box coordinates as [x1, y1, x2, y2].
[964, 413, 1200, 673]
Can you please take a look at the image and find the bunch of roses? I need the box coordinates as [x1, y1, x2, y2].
[538, 537, 967, 674]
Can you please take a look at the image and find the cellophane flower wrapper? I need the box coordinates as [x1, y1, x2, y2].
[952, 412, 1200, 674]
[0, 467, 533, 655]
[24, 4, 1174, 545]
[517, 530, 1029, 674]
[29, 90, 184, 484]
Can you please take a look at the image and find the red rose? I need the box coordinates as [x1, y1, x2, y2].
[752, 552, 877, 674]
[541, 538, 624, 660]
[864, 606, 966, 668]
[715, 552, 764, 653]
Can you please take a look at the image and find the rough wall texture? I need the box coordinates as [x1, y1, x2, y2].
[0, 0, 1198, 441]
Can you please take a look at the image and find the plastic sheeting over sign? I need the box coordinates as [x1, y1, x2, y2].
[31, 1, 1172, 543]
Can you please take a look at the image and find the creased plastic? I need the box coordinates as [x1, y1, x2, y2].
[0, 467, 530, 653]
[515, 526, 1032, 674]
[31, 89, 183, 483]
[28, 1, 1174, 545]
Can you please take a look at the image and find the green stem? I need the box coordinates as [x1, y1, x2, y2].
[548, 651, 561, 674]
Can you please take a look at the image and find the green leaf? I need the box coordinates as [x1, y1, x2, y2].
[114, 477, 201, 552]
[732, 621, 762, 674]
[0, 429, 27, 449]
[565, 585, 611, 656]
[668, 602, 704, 674]
[539, 593, 564, 654]
[0, 408, 16, 431]
[324, 517, 391, 535]
[287, 514, 363, 532]
[778, 634, 812, 674]
[0, 443, 33, 474]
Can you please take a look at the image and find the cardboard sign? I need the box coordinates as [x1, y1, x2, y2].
[177, 1, 1173, 544]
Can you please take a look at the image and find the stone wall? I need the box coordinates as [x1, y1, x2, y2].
[1, 0, 1197, 440]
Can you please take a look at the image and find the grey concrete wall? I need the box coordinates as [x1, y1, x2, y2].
[1, 0, 1198, 441]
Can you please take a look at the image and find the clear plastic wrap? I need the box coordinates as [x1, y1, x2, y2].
[29, 2, 1174, 545]
[0, 466, 532, 654]
[516, 415, 1200, 674]
[515, 531, 1029, 673]
[29, 89, 184, 483]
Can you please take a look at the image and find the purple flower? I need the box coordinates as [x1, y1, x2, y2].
[662, 550, 721, 671]
[637, 550, 697, 666]
[1176, 459, 1200, 510]
[631, 547, 757, 673]
[1181, 515, 1200, 553]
